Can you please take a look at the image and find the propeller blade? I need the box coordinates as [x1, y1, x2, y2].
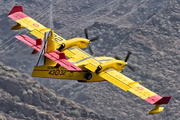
[125, 51, 132, 62]
[115, 51, 135, 72]
[84, 28, 89, 39]
[127, 64, 135, 72]
[84, 28, 99, 55]
[84, 28, 99, 42]
[114, 55, 121, 60]
[88, 44, 94, 55]
[90, 36, 99, 42]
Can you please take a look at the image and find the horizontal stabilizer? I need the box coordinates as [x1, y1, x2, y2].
[8, 6, 23, 15]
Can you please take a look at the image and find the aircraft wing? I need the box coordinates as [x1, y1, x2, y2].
[8, 6, 101, 71]
[98, 69, 171, 114]
[15, 35, 81, 72]
[8, 6, 66, 43]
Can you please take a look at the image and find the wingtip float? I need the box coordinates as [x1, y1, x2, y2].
[148, 96, 171, 114]
[8, 6, 171, 114]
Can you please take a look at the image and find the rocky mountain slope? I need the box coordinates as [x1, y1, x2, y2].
[0, 62, 114, 120]
[0, 0, 180, 119]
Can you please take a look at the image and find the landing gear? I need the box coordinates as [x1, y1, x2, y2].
[85, 71, 92, 80]
[85, 65, 102, 80]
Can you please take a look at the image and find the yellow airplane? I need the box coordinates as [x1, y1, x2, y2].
[8, 6, 171, 114]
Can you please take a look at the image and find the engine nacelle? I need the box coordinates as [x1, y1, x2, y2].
[57, 38, 90, 51]
[96, 60, 126, 73]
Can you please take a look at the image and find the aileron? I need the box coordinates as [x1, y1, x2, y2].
[99, 69, 171, 105]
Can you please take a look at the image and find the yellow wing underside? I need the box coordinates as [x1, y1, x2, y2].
[99, 69, 157, 100]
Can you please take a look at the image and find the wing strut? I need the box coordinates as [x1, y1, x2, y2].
[36, 31, 51, 66]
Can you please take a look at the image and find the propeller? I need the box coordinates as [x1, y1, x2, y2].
[36, 30, 51, 66]
[125, 51, 132, 62]
[115, 51, 135, 72]
[84, 28, 99, 55]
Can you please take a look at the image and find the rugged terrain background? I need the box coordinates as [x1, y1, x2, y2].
[0, 0, 180, 119]
[0, 62, 114, 120]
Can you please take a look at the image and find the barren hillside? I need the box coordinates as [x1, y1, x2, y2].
[0, 62, 114, 120]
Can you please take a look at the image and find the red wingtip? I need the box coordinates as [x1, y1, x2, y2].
[154, 96, 171, 104]
[8, 6, 23, 15]
[145, 95, 171, 105]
